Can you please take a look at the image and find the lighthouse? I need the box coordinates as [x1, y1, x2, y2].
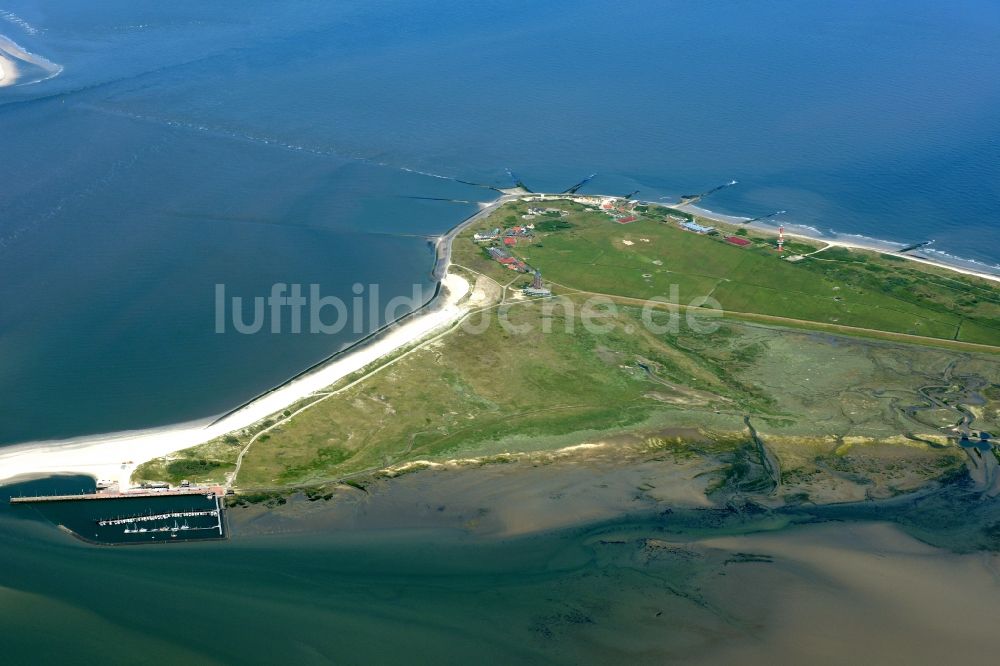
[777, 225, 785, 253]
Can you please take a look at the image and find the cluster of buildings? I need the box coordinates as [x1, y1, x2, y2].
[486, 245, 529, 272]
[473, 196, 760, 305]
[680, 220, 716, 234]
[473, 218, 551, 296]
[474, 223, 534, 247]
[596, 197, 640, 224]
[522, 194, 598, 206]
[482, 245, 552, 295]
[521, 193, 637, 219]
[503, 224, 533, 247]
[473, 227, 501, 242]
[522, 206, 566, 219]
[676, 217, 755, 249]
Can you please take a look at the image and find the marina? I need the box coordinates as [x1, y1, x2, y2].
[98, 502, 223, 539]
[98, 508, 220, 526]
[8, 482, 228, 544]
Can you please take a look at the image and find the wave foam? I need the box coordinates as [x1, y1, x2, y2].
[667, 200, 999, 277]
[920, 248, 1000, 272]
[0, 9, 40, 36]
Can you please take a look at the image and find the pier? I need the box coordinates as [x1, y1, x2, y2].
[9, 485, 225, 504]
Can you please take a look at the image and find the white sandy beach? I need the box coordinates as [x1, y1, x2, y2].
[0, 53, 18, 87]
[672, 202, 1000, 284]
[0, 273, 470, 487]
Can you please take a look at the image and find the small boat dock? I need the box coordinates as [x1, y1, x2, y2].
[9, 483, 229, 543]
[98, 508, 219, 526]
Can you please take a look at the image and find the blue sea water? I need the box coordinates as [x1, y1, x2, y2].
[1, 0, 999, 443]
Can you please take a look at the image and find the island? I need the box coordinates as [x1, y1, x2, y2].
[57, 192, 988, 546]
[3, 191, 998, 547]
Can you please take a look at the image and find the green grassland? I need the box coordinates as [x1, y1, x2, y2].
[153, 293, 1000, 492]
[134, 435, 239, 486]
[138, 197, 1000, 496]
[464, 200, 1000, 346]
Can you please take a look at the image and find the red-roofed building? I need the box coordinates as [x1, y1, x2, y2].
[503, 237, 517, 246]
[617, 216, 637, 224]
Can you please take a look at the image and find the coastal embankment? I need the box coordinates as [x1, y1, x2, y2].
[0, 195, 510, 487]
[0, 272, 470, 487]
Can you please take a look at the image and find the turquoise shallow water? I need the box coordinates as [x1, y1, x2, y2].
[1, 0, 999, 439]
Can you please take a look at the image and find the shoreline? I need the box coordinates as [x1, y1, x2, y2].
[0, 272, 471, 487]
[2, 189, 997, 487]
[213, 195, 507, 427]
[0, 196, 506, 487]
[669, 201, 1000, 283]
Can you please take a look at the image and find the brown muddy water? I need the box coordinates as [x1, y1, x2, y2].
[2, 452, 999, 665]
